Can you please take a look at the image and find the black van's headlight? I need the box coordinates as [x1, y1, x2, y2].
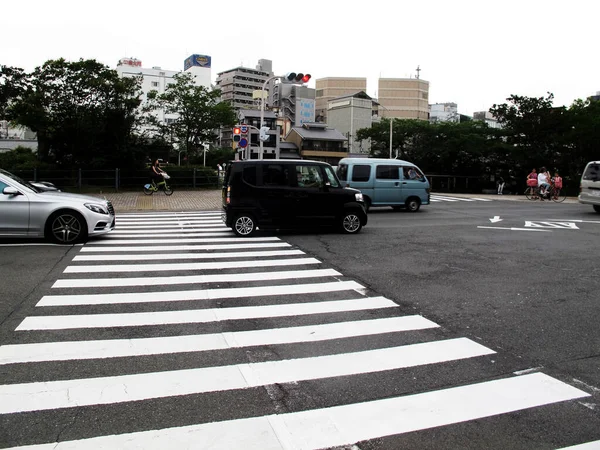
[355, 192, 364, 202]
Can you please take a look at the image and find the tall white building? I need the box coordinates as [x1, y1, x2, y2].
[429, 103, 458, 123]
[116, 56, 212, 128]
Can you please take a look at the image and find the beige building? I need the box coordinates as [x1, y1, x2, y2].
[377, 78, 430, 120]
[315, 77, 367, 123]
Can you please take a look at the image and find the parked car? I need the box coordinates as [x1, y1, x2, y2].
[578, 161, 600, 213]
[336, 158, 431, 211]
[0, 169, 115, 243]
[221, 159, 367, 236]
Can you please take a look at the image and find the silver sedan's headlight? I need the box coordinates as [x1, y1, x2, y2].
[85, 203, 109, 215]
[355, 192, 364, 202]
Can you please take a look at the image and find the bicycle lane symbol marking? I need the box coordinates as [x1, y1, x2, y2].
[524, 221, 579, 230]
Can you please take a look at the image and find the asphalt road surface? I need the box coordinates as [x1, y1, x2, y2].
[1, 195, 599, 450]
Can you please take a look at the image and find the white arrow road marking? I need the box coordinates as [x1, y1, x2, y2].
[489, 216, 502, 223]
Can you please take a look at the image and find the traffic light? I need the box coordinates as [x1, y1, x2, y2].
[282, 72, 311, 84]
[233, 126, 241, 143]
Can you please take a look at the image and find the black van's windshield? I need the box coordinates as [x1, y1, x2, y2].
[583, 163, 600, 182]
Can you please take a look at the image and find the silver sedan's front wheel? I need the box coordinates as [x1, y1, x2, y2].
[341, 212, 363, 234]
[233, 214, 256, 237]
[47, 211, 87, 244]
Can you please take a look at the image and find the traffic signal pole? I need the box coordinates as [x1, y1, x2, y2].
[259, 72, 311, 160]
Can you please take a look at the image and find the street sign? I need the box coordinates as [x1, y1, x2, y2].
[240, 125, 248, 134]
[239, 138, 248, 148]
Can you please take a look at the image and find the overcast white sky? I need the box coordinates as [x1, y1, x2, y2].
[2, 0, 598, 116]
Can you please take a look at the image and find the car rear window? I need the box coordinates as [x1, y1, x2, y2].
[352, 165, 371, 182]
[583, 163, 600, 182]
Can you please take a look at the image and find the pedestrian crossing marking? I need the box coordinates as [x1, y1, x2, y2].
[16, 297, 398, 330]
[72, 249, 305, 261]
[37, 281, 366, 307]
[2, 211, 593, 450]
[0, 316, 439, 365]
[524, 221, 579, 229]
[0, 338, 495, 414]
[2, 374, 587, 450]
[52, 268, 340, 289]
[63, 257, 322, 273]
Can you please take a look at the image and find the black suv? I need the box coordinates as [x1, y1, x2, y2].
[222, 160, 368, 236]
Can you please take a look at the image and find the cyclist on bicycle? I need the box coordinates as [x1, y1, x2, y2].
[538, 166, 551, 198]
[150, 159, 165, 186]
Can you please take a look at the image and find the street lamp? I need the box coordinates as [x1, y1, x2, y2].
[378, 104, 394, 159]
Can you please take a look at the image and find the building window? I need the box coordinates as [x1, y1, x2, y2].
[159, 72, 165, 76]
[151, 81, 159, 87]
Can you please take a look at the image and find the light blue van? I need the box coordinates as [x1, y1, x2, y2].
[336, 158, 430, 211]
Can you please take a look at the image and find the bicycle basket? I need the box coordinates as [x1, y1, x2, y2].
[161, 172, 171, 180]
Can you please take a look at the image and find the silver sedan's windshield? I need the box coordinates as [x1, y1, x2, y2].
[0, 169, 40, 192]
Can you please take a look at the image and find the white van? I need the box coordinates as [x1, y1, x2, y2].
[336, 158, 430, 211]
[578, 161, 600, 213]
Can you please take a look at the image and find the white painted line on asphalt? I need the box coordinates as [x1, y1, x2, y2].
[429, 196, 459, 202]
[52, 268, 341, 289]
[86, 236, 281, 245]
[1, 315, 438, 364]
[557, 440, 600, 449]
[37, 281, 365, 307]
[0, 338, 495, 414]
[110, 227, 228, 234]
[72, 249, 305, 262]
[115, 222, 224, 229]
[431, 195, 475, 202]
[63, 257, 321, 273]
[79, 242, 291, 252]
[0, 243, 83, 247]
[469, 197, 493, 201]
[477, 226, 552, 232]
[4, 373, 586, 450]
[17, 297, 397, 330]
[116, 212, 221, 218]
[546, 219, 600, 224]
[97, 232, 233, 239]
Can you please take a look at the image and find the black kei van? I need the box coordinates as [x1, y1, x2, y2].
[222, 160, 368, 236]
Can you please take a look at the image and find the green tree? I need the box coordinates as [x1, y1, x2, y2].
[144, 72, 236, 163]
[5, 59, 142, 168]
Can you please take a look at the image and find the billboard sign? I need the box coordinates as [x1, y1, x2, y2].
[296, 98, 316, 126]
[184, 54, 212, 71]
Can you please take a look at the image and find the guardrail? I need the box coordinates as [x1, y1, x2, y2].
[9, 168, 221, 191]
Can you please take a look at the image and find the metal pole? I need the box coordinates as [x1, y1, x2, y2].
[389, 118, 393, 159]
[260, 75, 281, 160]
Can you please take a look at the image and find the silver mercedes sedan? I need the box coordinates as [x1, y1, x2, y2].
[0, 169, 115, 244]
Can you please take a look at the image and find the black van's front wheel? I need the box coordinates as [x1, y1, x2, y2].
[233, 214, 257, 237]
[340, 211, 363, 234]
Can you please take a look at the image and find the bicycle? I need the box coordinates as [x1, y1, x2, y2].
[143, 172, 173, 196]
[525, 183, 566, 203]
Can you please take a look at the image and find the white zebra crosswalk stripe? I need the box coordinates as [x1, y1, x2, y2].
[16, 297, 398, 330]
[72, 249, 305, 261]
[1, 316, 439, 364]
[430, 195, 493, 202]
[85, 236, 282, 245]
[79, 242, 291, 252]
[110, 227, 229, 234]
[52, 268, 340, 288]
[63, 257, 321, 273]
[36, 280, 365, 306]
[2, 374, 588, 450]
[0, 338, 495, 414]
[115, 222, 225, 229]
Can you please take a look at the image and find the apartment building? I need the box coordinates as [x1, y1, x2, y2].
[377, 78, 430, 120]
[315, 77, 367, 123]
[215, 60, 273, 111]
[327, 91, 377, 155]
[429, 102, 459, 123]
